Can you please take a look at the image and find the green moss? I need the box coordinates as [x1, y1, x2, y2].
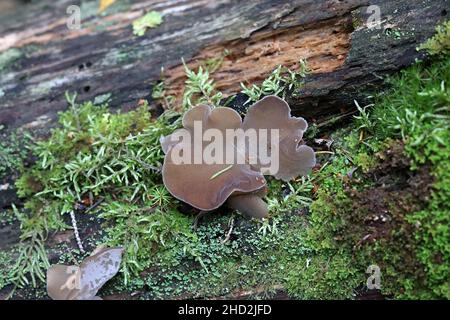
[201, 49, 230, 74]
[5, 39, 448, 299]
[240, 61, 308, 104]
[130, 213, 312, 299]
[100, 201, 197, 284]
[0, 126, 30, 179]
[0, 48, 23, 71]
[265, 176, 313, 215]
[0, 249, 14, 289]
[285, 251, 360, 299]
[11, 92, 185, 287]
[181, 60, 223, 110]
[370, 58, 449, 297]
[385, 28, 408, 40]
[304, 55, 450, 299]
[418, 20, 450, 56]
[352, 16, 363, 30]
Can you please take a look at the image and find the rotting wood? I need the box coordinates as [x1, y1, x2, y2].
[164, 15, 352, 105]
[0, 0, 446, 134]
[0, 0, 449, 300]
[0, 0, 447, 241]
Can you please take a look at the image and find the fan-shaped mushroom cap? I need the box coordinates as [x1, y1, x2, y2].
[161, 104, 245, 153]
[242, 95, 316, 181]
[47, 246, 123, 300]
[161, 105, 266, 211]
[160, 96, 315, 216]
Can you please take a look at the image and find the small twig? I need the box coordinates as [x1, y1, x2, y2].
[129, 155, 161, 173]
[316, 110, 358, 128]
[69, 210, 85, 253]
[5, 286, 16, 300]
[193, 211, 208, 230]
[219, 284, 285, 299]
[221, 216, 235, 244]
[136, 204, 158, 213]
[85, 196, 105, 213]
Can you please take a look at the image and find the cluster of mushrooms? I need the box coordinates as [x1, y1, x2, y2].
[160, 95, 316, 219]
[46, 96, 315, 300]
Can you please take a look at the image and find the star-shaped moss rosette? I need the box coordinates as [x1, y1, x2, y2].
[160, 95, 316, 218]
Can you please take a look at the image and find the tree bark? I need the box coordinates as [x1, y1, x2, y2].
[0, 0, 447, 132]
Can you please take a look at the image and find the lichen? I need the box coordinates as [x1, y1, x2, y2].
[0, 126, 30, 180]
[0, 48, 23, 71]
[418, 20, 450, 56]
[132, 11, 163, 37]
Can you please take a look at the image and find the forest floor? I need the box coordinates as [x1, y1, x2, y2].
[0, 17, 449, 300]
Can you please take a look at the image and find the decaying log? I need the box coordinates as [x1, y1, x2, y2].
[0, 0, 448, 133]
[0, 0, 448, 300]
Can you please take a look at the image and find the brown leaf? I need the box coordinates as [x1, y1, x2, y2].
[98, 0, 116, 13]
[47, 246, 123, 300]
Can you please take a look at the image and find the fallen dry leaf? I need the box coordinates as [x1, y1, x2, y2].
[98, 0, 116, 13]
[47, 246, 123, 300]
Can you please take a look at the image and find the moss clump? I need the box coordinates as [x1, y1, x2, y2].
[0, 48, 23, 71]
[127, 212, 313, 299]
[100, 201, 198, 284]
[0, 248, 14, 290]
[418, 20, 450, 56]
[285, 251, 360, 300]
[304, 55, 450, 299]
[12, 92, 189, 286]
[369, 56, 449, 296]
[0, 126, 30, 180]
[240, 61, 308, 105]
